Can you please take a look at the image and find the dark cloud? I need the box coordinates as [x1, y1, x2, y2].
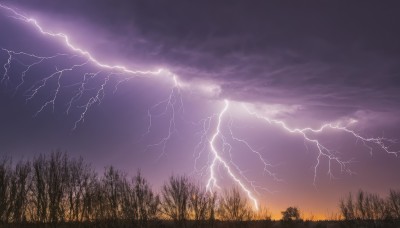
[6, 0, 398, 120]
[1, 0, 399, 138]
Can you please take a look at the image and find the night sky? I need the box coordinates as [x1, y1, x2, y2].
[1, 0, 400, 219]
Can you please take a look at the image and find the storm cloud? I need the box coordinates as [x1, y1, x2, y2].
[4, 0, 400, 123]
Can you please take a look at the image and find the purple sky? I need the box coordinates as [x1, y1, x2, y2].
[1, 0, 400, 218]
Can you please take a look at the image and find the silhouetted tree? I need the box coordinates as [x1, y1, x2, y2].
[281, 206, 300, 221]
[206, 191, 217, 227]
[133, 170, 160, 226]
[120, 178, 137, 223]
[79, 171, 98, 222]
[47, 151, 69, 223]
[218, 187, 251, 222]
[10, 160, 31, 223]
[188, 183, 217, 227]
[120, 170, 160, 226]
[102, 166, 124, 221]
[32, 154, 48, 223]
[189, 184, 208, 223]
[65, 157, 93, 222]
[0, 157, 12, 223]
[388, 189, 400, 219]
[339, 189, 399, 227]
[90, 179, 106, 222]
[340, 192, 355, 221]
[160, 175, 191, 227]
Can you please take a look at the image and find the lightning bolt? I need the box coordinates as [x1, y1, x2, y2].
[1, 3, 399, 212]
[243, 104, 399, 184]
[66, 71, 102, 115]
[1, 48, 67, 93]
[143, 74, 185, 159]
[205, 100, 260, 210]
[28, 60, 89, 116]
[0, 4, 164, 77]
[0, 3, 176, 131]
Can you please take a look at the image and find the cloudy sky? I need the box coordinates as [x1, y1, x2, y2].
[1, 0, 400, 218]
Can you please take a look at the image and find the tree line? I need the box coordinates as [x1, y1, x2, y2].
[1, 151, 399, 227]
[0, 151, 271, 227]
[339, 189, 400, 227]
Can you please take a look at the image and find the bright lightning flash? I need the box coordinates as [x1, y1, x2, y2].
[206, 100, 259, 210]
[1, 4, 399, 211]
[243, 104, 399, 185]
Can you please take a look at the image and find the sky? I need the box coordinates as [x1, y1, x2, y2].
[1, 0, 400, 219]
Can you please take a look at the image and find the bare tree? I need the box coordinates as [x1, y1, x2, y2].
[65, 157, 94, 222]
[47, 151, 69, 223]
[339, 189, 395, 226]
[356, 190, 367, 220]
[102, 166, 125, 221]
[160, 175, 191, 227]
[218, 187, 251, 222]
[355, 190, 390, 221]
[120, 178, 136, 222]
[10, 160, 31, 223]
[32, 154, 48, 223]
[189, 183, 216, 227]
[206, 191, 217, 226]
[31, 151, 81, 223]
[388, 189, 400, 219]
[120, 170, 160, 226]
[0, 157, 12, 223]
[134, 170, 159, 226]
[340, 192, 356, 221]
[80, 170, 98, 222]
[189, 184, 208, 222]
[89, 179, 106, 222]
